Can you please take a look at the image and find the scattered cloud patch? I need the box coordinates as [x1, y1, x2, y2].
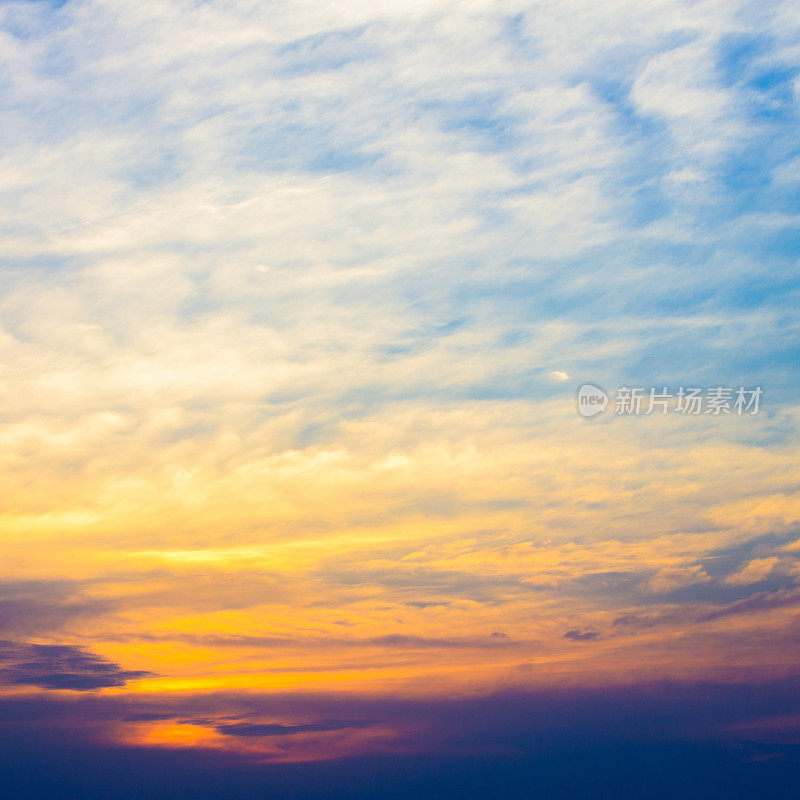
[214, 720, 370, 737]
[726, 557, 780, 585]
[645, 566, 709, 595]
[0, 641, 152, 691]
[564, 629, 600, 642]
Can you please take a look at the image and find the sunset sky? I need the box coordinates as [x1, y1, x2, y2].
[1, 0, 800, 797]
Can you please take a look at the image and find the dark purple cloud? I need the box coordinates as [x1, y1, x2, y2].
[0, 641, 152, 691]
[564, 629, 601, 641]
[699, 589, 800, 622]
[613, 587, 800, 632]
[214, 720, 370, 737]
[0, 677, 799, 798]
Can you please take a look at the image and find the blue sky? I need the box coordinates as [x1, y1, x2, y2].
[2, 0, 799, 420]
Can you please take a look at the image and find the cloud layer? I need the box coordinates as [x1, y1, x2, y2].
[0, 0, 799, 790]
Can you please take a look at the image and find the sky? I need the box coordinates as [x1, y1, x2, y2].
[1, 0, 800, 797]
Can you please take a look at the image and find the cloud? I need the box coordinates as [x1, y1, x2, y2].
[644, 566, 709, 595]
[699, 589, 800, 623]
[366, 634, 519, 649]
[106, 631, 523, 652]
[612, 611, 685, 632]
[563, 629, 600, 642]
[3, 674, 800, 755]
[0, 678, 799, 798]
[0, 641, 151, 691]
[725, 557, 780, 585]
[214, 720, 370, 737]
[614, 587, 800, 631]
[0, 581, 113, 637]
